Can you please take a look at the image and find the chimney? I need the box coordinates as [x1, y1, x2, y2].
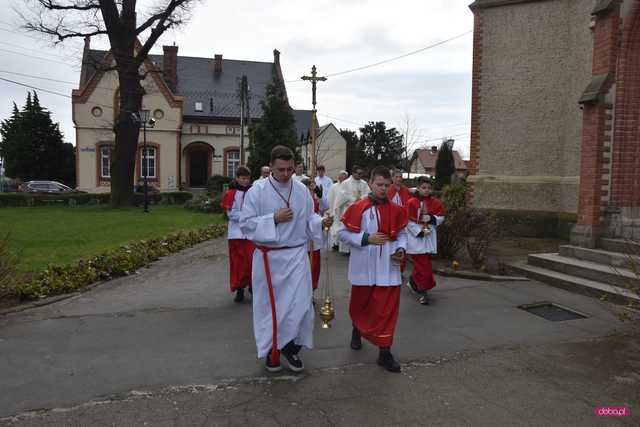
[273, 49, 280, 66]
[214, 54, 223, 73]
[79, 36, 91, 87]
[163, 44, 178, 92]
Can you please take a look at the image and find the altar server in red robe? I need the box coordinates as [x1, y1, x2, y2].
[338, 166, 408, 373]
[406, 177, 446, 305]
[220, 166, 255, 303]
[387, 169, 412, 209]
[301, 178, 322, 291]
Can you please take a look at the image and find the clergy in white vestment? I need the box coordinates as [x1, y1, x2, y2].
[240, 146, 332, 373]
[326, 170, 348, 247]
[292, 162, 310, 182]
[314, 165, 333, 213]
[332, 166, 370, 253]
[253, 166, 271, 185]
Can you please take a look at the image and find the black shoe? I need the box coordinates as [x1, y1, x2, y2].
[377, 349, 401, 373]
[405, 279, 419, 295]
[265, 352, 282, 373]
[234, 288, 244, 303]
[248, 287, 253, 295]
[419, 292, 431, 305]
[350, 327, 362, 350]
[282, 351, 304, 372]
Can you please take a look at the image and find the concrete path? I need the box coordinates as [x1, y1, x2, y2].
[0, 238, 638, 426]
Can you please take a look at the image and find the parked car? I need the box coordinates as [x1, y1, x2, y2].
[21, 181, 76, 193]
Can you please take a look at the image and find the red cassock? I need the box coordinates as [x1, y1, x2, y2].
[407, 195, 446, 292]
[227, 240, 254, 291]
[310, 196, 321, 290]
[349, 286, 401, 347]
[342, 197, 408, 348]
[221, 188, 254, 292]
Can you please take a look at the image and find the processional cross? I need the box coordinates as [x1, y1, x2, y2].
[301, 65, 327, 177]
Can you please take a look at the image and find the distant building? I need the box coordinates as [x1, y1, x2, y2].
[409, 146, 468, 179]
[73, 38, 287, 192]
[293, 110, 347, 179]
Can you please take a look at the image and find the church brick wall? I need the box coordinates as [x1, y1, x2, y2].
[468, 0, 593, 214]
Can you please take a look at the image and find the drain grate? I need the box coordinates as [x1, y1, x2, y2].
[519, 302, 588, 322]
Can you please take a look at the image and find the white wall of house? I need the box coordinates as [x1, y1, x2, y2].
[315, 124, 347, 180]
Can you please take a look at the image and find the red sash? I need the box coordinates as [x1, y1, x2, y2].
[255, 243, 305, 364]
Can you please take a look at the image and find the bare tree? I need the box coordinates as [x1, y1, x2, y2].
[400, 113, 420, 172]
[22, 0, 199, 207]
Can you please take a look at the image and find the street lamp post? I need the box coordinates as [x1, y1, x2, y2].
[138, 110, 155, 213]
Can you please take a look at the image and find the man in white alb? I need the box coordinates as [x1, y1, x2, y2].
[240, 146, 333, 373]
[314, 165, 333, 214]
[333, 166, 370, 253]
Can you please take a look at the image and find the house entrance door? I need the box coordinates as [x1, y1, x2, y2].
[189, 151, 208, 187]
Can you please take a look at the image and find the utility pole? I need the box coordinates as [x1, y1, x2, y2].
[301, 65, 327, 177]
[239, 75, 248, 165]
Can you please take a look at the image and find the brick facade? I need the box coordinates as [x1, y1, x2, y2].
[467, 10, 483, 206]
[576, 9, 620, 229]
[610, 2, 640, 207]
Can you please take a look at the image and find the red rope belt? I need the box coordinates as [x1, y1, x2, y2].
[255, 244, 304, 364]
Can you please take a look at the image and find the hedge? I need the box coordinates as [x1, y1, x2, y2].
[482, 209, 577, 240]
[0, 191, 193, 208]
[13, 223, 227, 301]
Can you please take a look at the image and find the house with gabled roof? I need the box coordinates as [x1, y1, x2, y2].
[409, 146, 468, 179]
[73, 38, 285, 192]
[292, 110, 347, 180]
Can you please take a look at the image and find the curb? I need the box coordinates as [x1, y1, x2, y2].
[434, 267, 529, 282]
[0, 277, 115, 316]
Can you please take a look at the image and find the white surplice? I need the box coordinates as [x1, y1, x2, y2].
[406, 215, 445, 255]
[314, 175, 333, 213]
[226, 190, 248, 239]
[332, 177, 370, 253]
[337, 206, 408, 286]
[240, 176, 323, 358]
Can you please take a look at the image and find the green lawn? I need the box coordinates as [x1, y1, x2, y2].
[0, 205, 224, 276]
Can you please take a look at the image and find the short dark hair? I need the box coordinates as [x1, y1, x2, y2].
[392, 169, 404, 176]
[417, 176, 432, 186]
[370, 166, 391, 180]
[317, 165, 325, 171]
[300, 177, 312, 187]
[270, 145, 294, 163]
[352, 165, 363, 173]
[236, 166, 251, 177]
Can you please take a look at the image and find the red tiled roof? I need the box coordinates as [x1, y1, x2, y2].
[413, 149, 468, 171]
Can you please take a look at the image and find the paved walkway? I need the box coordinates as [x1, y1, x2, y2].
[0, 238, 637, 426]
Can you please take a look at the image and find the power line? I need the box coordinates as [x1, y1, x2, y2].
[0, 76, 71, 98]
[0, 47, 72, 66]
[0, 40, 67, 60]
[285, 30, 472, 83]
[0, 70, 76, 85]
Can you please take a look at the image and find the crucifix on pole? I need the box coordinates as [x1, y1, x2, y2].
[301, 65, 327, 177]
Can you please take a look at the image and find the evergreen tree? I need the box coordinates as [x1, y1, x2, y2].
[247, 75, 299, 179]
[0, 92, 75, 185]
[435, 139, 456, 190]
[340, 128, 364, 173]
[358, 121, 404, 171]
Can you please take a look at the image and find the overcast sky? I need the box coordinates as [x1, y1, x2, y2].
[0, 0, 474, 158]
